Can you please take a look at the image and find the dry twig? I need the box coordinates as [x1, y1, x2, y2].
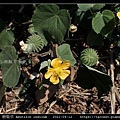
[109, 44, 116, 114]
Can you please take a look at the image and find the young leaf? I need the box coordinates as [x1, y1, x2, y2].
[57, 44, 76, 66]
[39, 59, 51, 71]
[32, 4, 71, 45]
[0, 46, 21, 87]
[74, 64, 113, 98]
[0, 29, 15, 49]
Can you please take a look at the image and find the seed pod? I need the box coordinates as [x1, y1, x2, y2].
[69, 24, 77, 33]
[25, 34, 44, 53]
[80, 48, 99, 66]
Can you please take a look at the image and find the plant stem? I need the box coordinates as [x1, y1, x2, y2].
[109, 44, 116, 114]
[19, 5, 25, 13]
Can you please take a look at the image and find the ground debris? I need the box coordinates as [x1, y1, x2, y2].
[0, 81, 120, 114]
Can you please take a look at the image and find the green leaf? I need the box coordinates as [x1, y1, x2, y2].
[0, 29, 15, 49]
[77, 4, 105, 12]
[92, 10, 115, 38]
[32, 4, 71, 45]
[0, 46, 18, 61]
[87, 30, 104, 47]
[0, 46, 21, 87]
[77, 4, 95, 12]
[57, 44, 76, 66]
[92, 4, 105, 11]
[74, 64, 113, 98]
[39, 59, 51, 71]
[1, 61, 21, 88]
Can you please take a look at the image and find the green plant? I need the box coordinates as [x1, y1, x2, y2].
[20, 34, 45, 53]
[2, 4, 120, 111]
[80, 48, 99, 67]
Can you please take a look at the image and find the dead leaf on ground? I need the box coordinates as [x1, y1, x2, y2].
[35, 84, 59, 105]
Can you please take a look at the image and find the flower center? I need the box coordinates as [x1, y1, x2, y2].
[54, 67, 62, 75]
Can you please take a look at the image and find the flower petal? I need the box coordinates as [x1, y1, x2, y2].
[44, 68, 54, 79]
[51, 58, 62, 68]
[60, 60, 70, 70]
[50, 74, 60, 84]
[59, 69, 70, 80]
[117, 12, 120, 19]
[19, 40, 25, 46]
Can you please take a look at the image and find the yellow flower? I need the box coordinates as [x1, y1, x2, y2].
[117, 12, 120, 19]
[44, 58, 70, 84]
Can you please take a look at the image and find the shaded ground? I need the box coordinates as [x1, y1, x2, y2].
[0, 79, 120, 114]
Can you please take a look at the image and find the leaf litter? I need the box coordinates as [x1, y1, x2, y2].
[0, 79, 120, 114]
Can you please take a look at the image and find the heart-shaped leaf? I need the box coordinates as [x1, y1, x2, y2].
[0, 46, 21, 87]
[92, 10, 115, 38]
[0, 29, 15, 49]
[32, 4, 71, 45]
[75, 64, 113, 98]
[57, 43, 76, 66]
